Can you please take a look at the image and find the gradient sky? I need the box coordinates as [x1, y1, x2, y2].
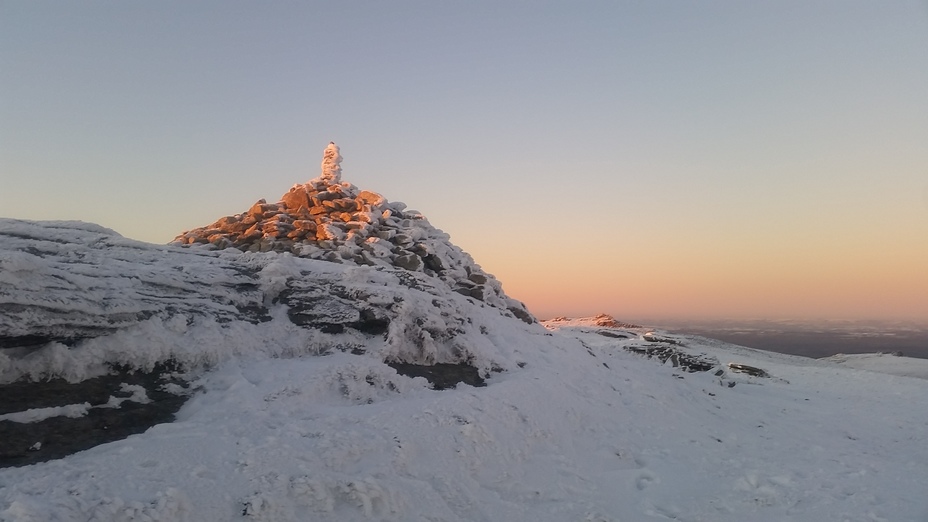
[3, 1, 927, 323]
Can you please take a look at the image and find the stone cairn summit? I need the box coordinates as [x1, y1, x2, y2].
[173, 143, 534, 324]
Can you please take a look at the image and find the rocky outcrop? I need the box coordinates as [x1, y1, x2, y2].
[623, 344, 718, 373]
[0, 214, 537, 465]
[173, 143, 533, 325]
[0, 144, 539, 465]
[0, 219, 532, 380]
[590, 313, 640, 329]
[542, 314, 641, 330]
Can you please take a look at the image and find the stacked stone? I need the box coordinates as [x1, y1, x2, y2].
[172, 143, 535, 324]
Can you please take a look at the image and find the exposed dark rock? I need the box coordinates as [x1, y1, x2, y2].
[596, 331, 630, 339]
[624, 344, 718, 373]
[421, 253, 445, 273]
[643, 334, 683, 345]
[387, 362, 486, 390]
[727, 363, 769, 378]
[467, 273, 488, 285]
[234, 304, 273, 323]
[349, 309, 390, 335]
[508, 305, 536, 325]
[0, 362, 190, 468]
[0, 334, 85, 350]
[393, 253, 423, 271]
[316, 323, 345, 334]
[454, 286, 485, 301]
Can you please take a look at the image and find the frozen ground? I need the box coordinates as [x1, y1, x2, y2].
[2, 322, 927, 521]
[821, 352, 928, 380]
[1, 220, 927, 521]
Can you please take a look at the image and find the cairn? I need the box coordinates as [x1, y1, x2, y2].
[172, 143, 534, 324]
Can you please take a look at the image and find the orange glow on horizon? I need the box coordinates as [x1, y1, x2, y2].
[480, 237, 928, 324]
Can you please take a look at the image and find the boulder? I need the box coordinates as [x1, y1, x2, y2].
[248, 199, 268, 217]
[292, 220, 316, 231]
[280, 188, 311, 211]
[215, 215, 240, 228]
[394, 253, 423, 271]
[357, 190, 385, 207]
[467, 272, 488, 285]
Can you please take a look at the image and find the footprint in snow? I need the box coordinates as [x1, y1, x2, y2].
[636, 470, 660, 490]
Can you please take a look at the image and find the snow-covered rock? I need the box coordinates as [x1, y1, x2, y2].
[0, 218, 537, 385]
[0, 154, 540, 467]
[172, 143, 533, 326]
[2, 147, 928, 520]
[319, 141, 342, 183]
[2, 309, 927, 521]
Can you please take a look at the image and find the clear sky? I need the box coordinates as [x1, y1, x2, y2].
[3, 1, 927, 324]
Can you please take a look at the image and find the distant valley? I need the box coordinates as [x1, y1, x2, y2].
[651, 319, 928, 360]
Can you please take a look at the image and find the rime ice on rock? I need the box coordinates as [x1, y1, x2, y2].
[319, 142, 342, 184]
[172, 143, 535, 324]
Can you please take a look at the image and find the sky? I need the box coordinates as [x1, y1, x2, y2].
[2, 1, 927, 324]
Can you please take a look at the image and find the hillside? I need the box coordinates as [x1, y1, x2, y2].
[1, 146, 926, 521]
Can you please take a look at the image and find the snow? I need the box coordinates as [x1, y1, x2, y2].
[2, 223, 928, 521]
[822, 352, 928, 380]
[0, 403, 91, 424]
[0, 218, 531, 385]
[319, 142, 342, 184]
[102, 384, 152, 408]
[4, 326, 927, 521]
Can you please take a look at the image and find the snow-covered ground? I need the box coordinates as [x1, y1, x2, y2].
[821, 352, 928, 380]
[2, 316, 927, 520]
[2, 219, 927, 521]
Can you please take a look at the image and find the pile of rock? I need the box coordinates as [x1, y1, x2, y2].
[173, 143, 534, 324]
[589, 313, 641, 329]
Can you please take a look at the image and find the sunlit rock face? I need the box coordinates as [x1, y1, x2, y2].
[173, 143, 534, 325]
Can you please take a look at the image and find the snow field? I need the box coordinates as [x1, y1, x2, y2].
[2, 219, 927, 521]
[3, 324, 928, 521]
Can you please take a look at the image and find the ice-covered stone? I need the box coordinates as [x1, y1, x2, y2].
[170, 143, 535, 325]
[319, 142, 342, 184]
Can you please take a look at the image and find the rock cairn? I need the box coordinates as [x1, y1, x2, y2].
[172, 143, 534, 324]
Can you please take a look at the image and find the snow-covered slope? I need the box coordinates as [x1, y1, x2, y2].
[2, 149, 927, 520]
[0, 218, 531, 384]
[822, 352, 928, 380]
[2, 305, 927, 521]
[0, 147, 541, 468]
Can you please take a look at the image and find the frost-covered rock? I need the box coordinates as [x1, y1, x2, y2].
[173, 143, 534, 325]
[0, 144, 539, 467]
[0, 219, 538, 383]
[0, 217, 543, 466]
[4, 218, 928, 520]
[320, 141, 342, 183]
